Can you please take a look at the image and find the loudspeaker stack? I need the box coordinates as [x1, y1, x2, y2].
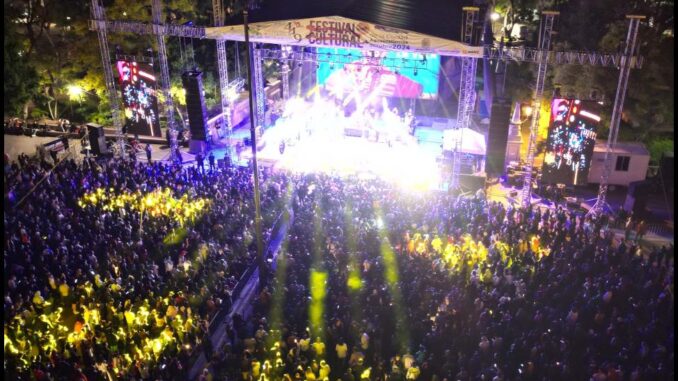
[88, 125, 108, 156]
[486, 98, 512, 178]
[182, 70, 209, 147]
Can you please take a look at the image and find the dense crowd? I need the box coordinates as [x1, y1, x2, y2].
[203, 174, 673, 380]
[4, 155, 283, 379]
[3, 151, 674, 381]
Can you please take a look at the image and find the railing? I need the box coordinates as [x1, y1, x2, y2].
[206, 207, 290, 332]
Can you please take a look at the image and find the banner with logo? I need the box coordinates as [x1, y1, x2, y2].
[205, 16, 482, 58]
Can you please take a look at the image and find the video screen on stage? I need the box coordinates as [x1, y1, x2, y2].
[316, 48, 440, 99]
[541, 98, 600, 185]
[116, 60, 162, 137]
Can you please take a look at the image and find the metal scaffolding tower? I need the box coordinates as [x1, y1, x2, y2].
[253, 46, 266, 129]
[588, 15, 645, 216]
[451, 6, 479, 190]
[90, 0, 126, 158]
[281, 61, 291, 101]
[151, 0, 178, 161]
[521, 11, 558, 209]
[213, 0, 232, 141]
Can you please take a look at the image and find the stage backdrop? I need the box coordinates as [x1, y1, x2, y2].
[116, 60, 162, 137]
[317, 48, 440, 99]
[541, 99, 601, 185]
[205, 16, 483, 57]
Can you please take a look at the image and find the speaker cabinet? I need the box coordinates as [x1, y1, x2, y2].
[182, 70, 208, 142]
[624, 180, 651, 216]
[486, 98, 512, 177]
[87, 125, 108, 156]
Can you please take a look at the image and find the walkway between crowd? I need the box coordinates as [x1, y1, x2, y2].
[188, 208, 294, 380]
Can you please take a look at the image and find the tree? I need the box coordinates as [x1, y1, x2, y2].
[4, 13, 40, 117]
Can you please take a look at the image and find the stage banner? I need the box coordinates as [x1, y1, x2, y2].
[205, 16, 483, 58]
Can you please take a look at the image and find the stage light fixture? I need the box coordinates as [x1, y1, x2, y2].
[413, 68, 418, 76]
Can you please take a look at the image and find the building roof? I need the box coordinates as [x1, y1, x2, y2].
[224, 0, 474, 41]
[594, 140, 649, 156]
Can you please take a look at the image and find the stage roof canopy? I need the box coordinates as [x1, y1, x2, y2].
[225, 0, 474, 40]
[209, 0, 482, 57]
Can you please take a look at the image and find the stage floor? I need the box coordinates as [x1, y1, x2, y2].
[238, 117, 445, 191]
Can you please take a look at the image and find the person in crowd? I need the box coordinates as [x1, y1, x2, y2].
[196, 152, 205, 173]
[208, 151, 216, 172]
[145, 143, 153, 163]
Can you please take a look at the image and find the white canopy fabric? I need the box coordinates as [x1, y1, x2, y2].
[442, 128, 486, 155]
[205, 16, 483, 58]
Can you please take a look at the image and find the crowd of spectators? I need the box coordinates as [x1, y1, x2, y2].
[4, 155, 283, 379]
[3, 151, 674, 381]
[204, 174, 673, 381]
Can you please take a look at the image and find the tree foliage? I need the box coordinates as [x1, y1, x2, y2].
[4, 13, 40, 117]
[488, 0, 673, 150]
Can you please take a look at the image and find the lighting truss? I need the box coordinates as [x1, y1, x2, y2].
[485, 46, 644, 69]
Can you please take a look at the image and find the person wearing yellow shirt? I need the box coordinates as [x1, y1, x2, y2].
[431, 235, 443, 253]
[318, 360, 331, 379]
[304, 366, 317, 380]
[32, 291, 44, 306]
[58, 283, 69, 297]
[406, 364, 421, 379]
[335, 339, 348, 364]
[252, 359, 262, 379]
[298, 336, 311, 353]
[312, 337, 326, 358]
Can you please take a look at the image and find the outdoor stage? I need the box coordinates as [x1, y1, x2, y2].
[238, 96, 452, 190]
[240, 99, 442, 189]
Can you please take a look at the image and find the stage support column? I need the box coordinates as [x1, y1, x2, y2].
[281, 61, 291, 101]
[151, 0, 179, 162]
[252, 45, 266, 130]
[451, 6, 479, 190]
[521, 11, 558, 209]
[90, 0, 126, 158]
[588, 15, 644, 217]
[243, 10, 267, 288]
[213, 0, 232, 144]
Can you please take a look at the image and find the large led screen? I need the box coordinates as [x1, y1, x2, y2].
[541, 99, 600, 185]
[117, 61, 162, 137]
[316, 48, 440, 99]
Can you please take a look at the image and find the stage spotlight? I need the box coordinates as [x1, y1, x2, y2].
[298, 62, 303, 68]
[413, 68, 418, 76]
[316, 63, 320, 69]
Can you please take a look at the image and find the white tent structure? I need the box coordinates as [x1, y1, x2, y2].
[442, 128, 486, 155]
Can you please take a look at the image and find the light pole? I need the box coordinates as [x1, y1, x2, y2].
[243, 9, 267, 289]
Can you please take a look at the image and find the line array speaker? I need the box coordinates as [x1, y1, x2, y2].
[182, 70, 208, 142]
[486, 98, 512, 177]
